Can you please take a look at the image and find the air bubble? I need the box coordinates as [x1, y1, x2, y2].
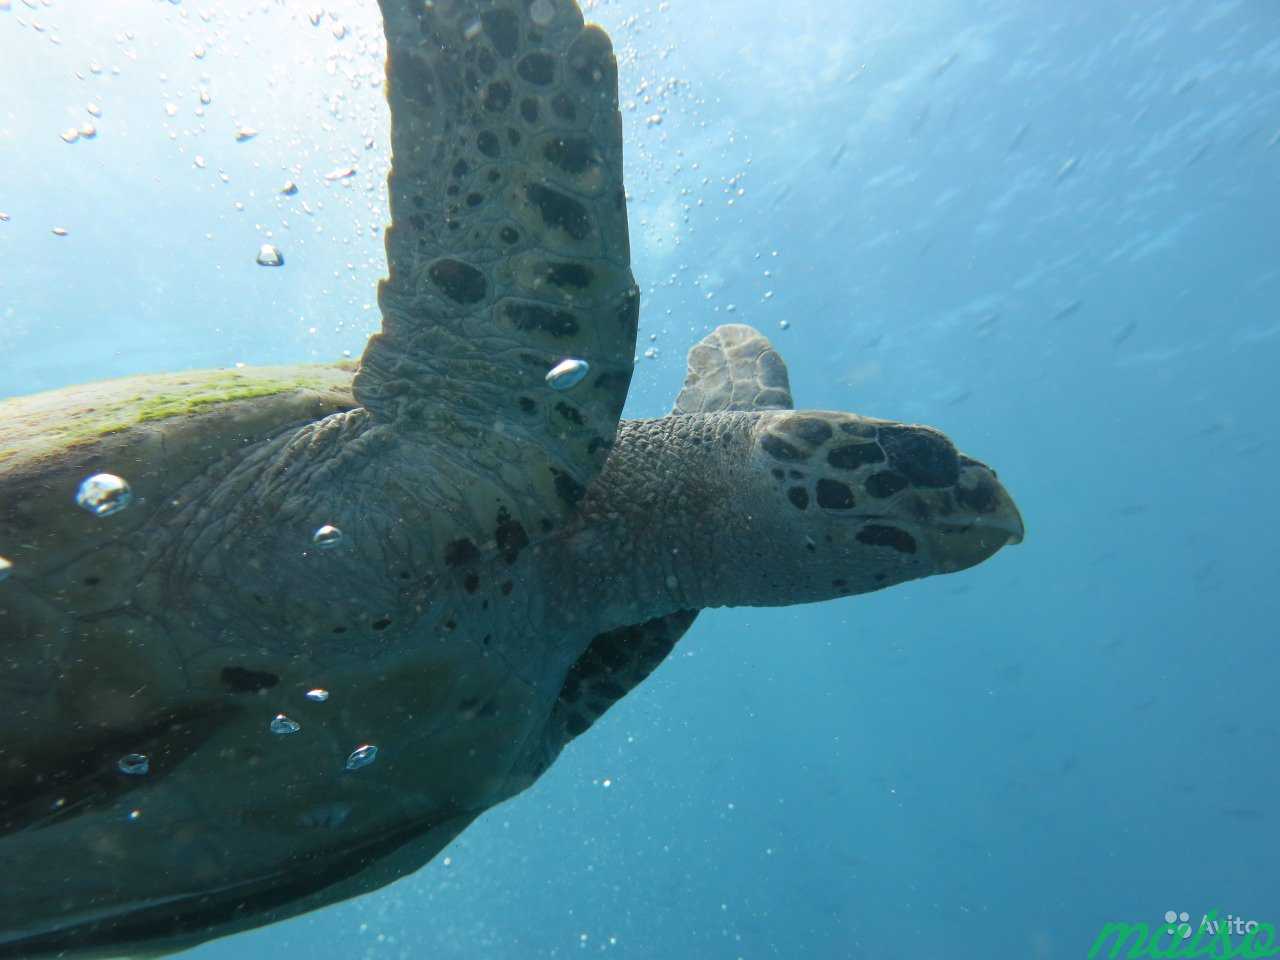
[235, 126, 258, 142]
[76, 473, 132, 516]
[344, 744, 378, 771]
[545, 358, 589, 391]
[256, 243, 284, 267]
[60, 127, 80, 144]
[312, 524, 343, 548]
[117, 753, 150, 776]
[51, 227, 68, 236]
[462, 19, 481, 41]
[281, 181, 299, 196]
[305, 688, 330, 702]
[270, 713, 301, 735]
[0, 556, 12, 582]
[324, 165, 356, 181]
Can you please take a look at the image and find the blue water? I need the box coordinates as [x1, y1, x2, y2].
[3, 1, 1278, 957]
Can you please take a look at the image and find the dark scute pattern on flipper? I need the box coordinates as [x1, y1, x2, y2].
[787, 487, 810, 510]
[550, 611, 699, 744]
[878, 425, 959, 488]
[502, 301, 580, 337]
[495, 507, 529, 564]
[857, 524, 918, 554]
[355, 0, 636, 537]
[428, 258, 487, 304]
[525, 183, 592, 240]
[481, 8, 520, 57]
[518, 52, 556, 85]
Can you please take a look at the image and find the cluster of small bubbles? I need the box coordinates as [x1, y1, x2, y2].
[256, 243, 284, 267]
[344, 744, 378, 771]
[545, 357, 589, 391]
[76, 473, 132, 517]
[306, 688, 330, 703]
[0, 556, 12, 582]
[312, 523, 343, 548]
[270, 713, 302, 735]
[117, 753, 150, 776]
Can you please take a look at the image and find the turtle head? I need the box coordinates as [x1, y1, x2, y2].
[746, 410, 1023, 602]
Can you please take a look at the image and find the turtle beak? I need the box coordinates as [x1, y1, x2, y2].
[919, 458, 1024, 573]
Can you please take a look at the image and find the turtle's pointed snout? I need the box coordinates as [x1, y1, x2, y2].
[925, 456, 1024, 572]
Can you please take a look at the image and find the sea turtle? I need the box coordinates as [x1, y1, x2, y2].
[0, 0, 1023, 956]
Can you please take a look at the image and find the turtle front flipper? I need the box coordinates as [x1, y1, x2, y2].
[356, 0, 637, 516]
[541, 325, 799, 757]
[672, 323, 794, 414]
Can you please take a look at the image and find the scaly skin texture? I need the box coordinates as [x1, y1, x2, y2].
[0, 367, 1021, 960]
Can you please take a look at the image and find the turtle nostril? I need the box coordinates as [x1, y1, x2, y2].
[877, 425, 959, 488]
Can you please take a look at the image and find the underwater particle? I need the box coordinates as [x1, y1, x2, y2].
[312, 523, 343, 548]
[331, 22, 346, 39]
[51, 227, 68, 236]
[86, 102, 102, 117]
[60, 127, 80, 144]
[194, 155, 207, 169]
[235, 126, 258, 142]
[0, 556, 12, 582]
[545, 358, 589, 391]
[128, 809, 142, 821]
[344, 744, 378, 771]
[199, 89, 212, 106]
[779, 319, 790, 330]
[76, 473, 132, 516]
[281, 180, 299, 196]
[79, 122, 97, 139]
[192, 45, 206, 59]
[0, 212, 9, 222]
[324, 165, 356, 181]
[117, 753, 150, 776]
[164, 102, 178, 117]
[305, 688, 330, 702]
[307, 8, 323, 26]
[270, 713, 302, 735]
[256, 243, 284, 267]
